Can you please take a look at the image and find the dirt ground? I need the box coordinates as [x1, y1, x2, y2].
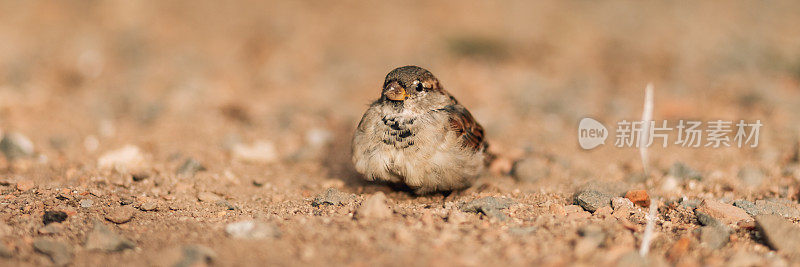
[2, 1, 800, 266]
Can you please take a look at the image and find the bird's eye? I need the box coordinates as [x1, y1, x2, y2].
[415, 82, 424, 92]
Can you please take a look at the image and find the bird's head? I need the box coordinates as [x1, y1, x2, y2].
[381, 66, 443, 105]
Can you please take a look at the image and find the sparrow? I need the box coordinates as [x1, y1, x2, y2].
[351, 66, 490, 194]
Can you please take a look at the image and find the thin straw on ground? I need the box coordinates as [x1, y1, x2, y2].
[639, 83, 654, 175]
[639, 199, 658, 256]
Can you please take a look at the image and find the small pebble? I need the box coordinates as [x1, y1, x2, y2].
[215, 200, 236, 210]
[755, 214, 800, 252]
[733, 199, 800, 219]
[85, 222, 136, 252]
[679, 198, 702, 209]
[225, 220, 281, 239]
[459, 197, 516, 221]
[0, 132, 34, 160]
[624, 190, 650, 207]
[699, 225, 729, 249]
[43, 211, 68, 225]
[695, 199, 751, 225]
[131, 172, 150, 182]
[139, 200, 158, 211]
[311, 188, 355, 207]
[574, 190, 612, 213]
[33, 238, 73, 266]
[197, 192, 222, 203]
[80, 199, 94, 208]
[232, 140, 278, 163]
[611, 197, 634, 211]
[105, 207, 136, 224]
[355, 192, 392, 220]
[16, 180, 35, 191]
[593, 206, 613, 216]
[97, 145, 145, 171]
[118, 196, 134, 206]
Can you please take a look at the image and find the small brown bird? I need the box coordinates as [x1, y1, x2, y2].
[352, 66, 490, 194]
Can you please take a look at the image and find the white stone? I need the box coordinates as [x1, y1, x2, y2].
[232, 140, 277, 163]
[97, 145, 145, 170]
[225, 220, 279, 239]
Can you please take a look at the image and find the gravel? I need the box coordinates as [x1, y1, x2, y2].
[611, 197, 634, 211]
[694, 199, 751, 225]
[679, 198, 702, 209]
[699, 225, 729, 249]
[85, 222, 136, 252]
[574, 190, 612, 213]
[733, 199, 800, 219]
[15, 180, 35, 191]
[214, 199, 237, 210]
[312, 188, 355, 207]
[43, 211, 68, 225]
[459, 196, 515, 221]
[755, 215, 800, 253]
[355, 192, 392, 219]
[33, 238, 73, 266]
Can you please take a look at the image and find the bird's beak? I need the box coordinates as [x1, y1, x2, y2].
[383, 81, 407, 101]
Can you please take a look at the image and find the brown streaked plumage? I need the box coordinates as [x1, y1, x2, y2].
[351, 65, 490, 194]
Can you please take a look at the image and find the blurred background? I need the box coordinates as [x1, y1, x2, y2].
[2, 0, 800, 265]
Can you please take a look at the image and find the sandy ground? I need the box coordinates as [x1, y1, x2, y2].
[2, 0, 800, 266]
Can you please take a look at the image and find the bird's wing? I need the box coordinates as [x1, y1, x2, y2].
[438, 104, 487, 151]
